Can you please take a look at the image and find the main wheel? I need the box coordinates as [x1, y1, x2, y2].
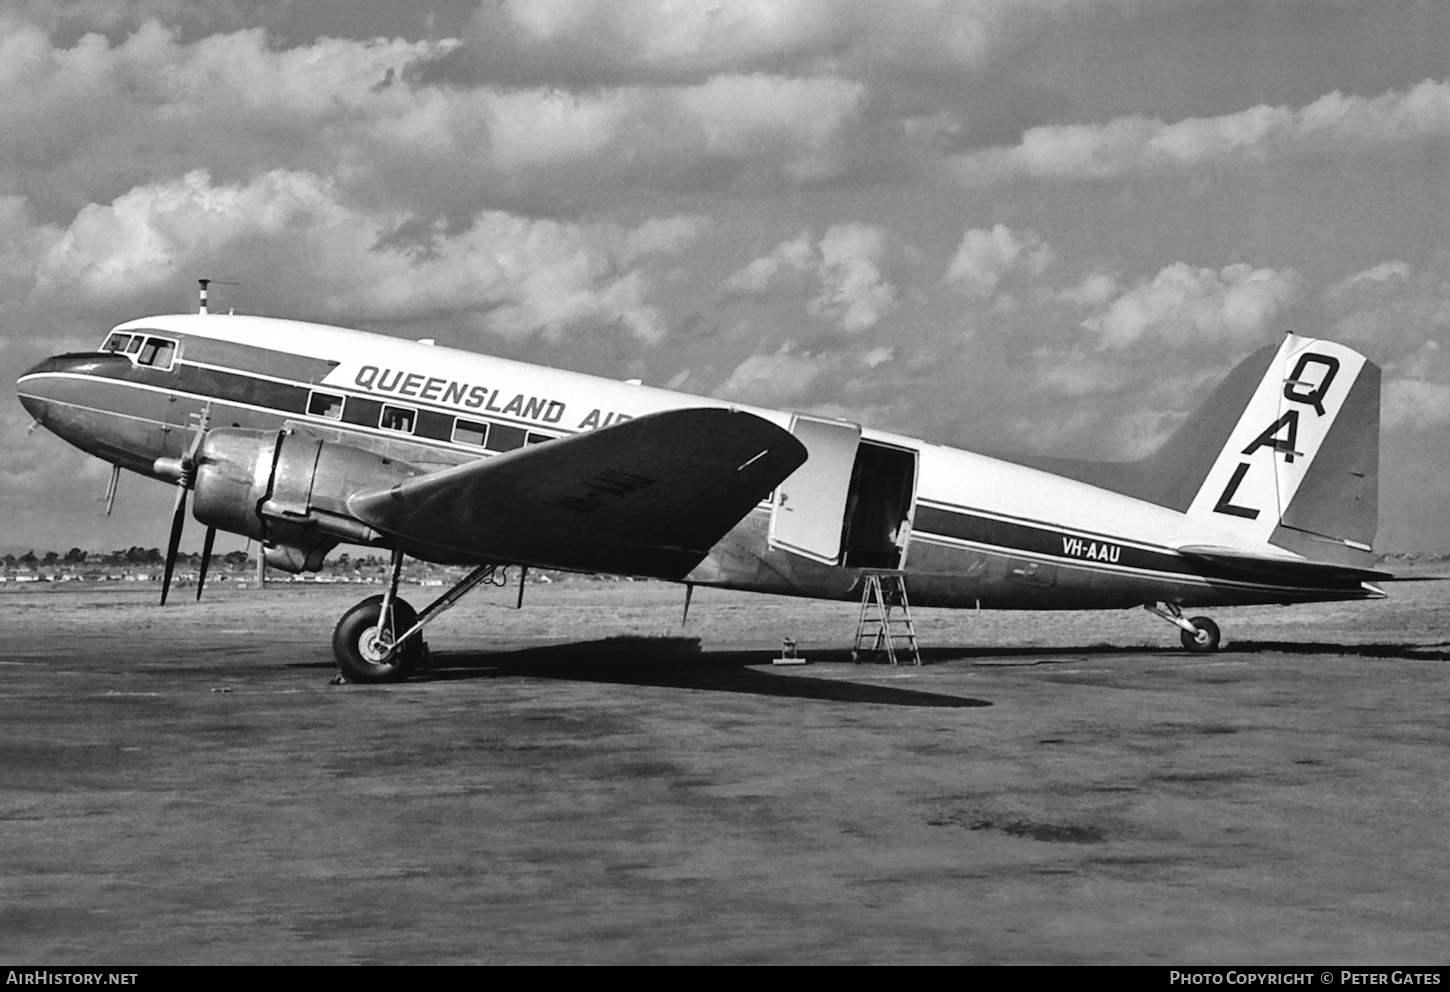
[1180, 616, 1221, 653]
[332, 594, 424, 683]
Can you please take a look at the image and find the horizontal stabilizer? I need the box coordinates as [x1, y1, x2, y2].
[1173, 544, 1391, 583]
[348, 407, 806, 579]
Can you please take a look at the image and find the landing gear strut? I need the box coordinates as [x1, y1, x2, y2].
[1145, 603, 1222, 653]
[331, 550, 505, 683]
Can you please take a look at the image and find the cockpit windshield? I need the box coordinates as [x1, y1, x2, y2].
[137, 338, 175, 368]
[101, 331, 176, 370]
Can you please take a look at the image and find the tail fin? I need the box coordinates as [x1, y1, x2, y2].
[1178, 333, 1379, 563]
[995, 333, 1380, 566]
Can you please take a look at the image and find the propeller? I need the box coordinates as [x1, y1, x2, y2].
[156, 405, 211, 606]
[195, 524, 216, 602]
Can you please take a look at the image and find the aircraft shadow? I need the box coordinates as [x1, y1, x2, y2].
[294, 639, 1449, 692]
[901, 641, 1450, 662]
[415, 637, 990, 708]
[1226, 640, 1450, 661]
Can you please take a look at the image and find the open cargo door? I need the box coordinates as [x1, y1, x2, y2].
[768, 415, 861, 565]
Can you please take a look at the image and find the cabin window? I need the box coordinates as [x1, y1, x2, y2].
[124, 336, 144, 355]
[452, 419, 489, 447]
[484, 423, 526, 452]
[414, 409, 455, 442]
[135, 337, 176, 370]
[342, 397, 382, 428]
[307, 391, 345, 420]
[379, 404, 416, 434]
[526, 432, 553, 445]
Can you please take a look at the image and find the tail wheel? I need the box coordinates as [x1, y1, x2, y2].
[1180, 616, 1221, 653]
[332, 594, 424, 683]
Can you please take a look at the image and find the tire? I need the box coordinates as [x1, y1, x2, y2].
[1180, 616, 1221, 653]
[332, 594, 423, 683]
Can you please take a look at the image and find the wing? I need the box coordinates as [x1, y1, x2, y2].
[348, 407, 806, 578]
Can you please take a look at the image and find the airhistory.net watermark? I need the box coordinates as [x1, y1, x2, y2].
[5, 974, 138, 985]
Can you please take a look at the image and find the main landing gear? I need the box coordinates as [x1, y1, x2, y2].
[331, 549, 507, 683]
[1145, 603, 1222, 653]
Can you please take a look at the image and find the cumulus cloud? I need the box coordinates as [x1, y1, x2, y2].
[1055, 269, 1120, 308]
[1034, 357, 1130, 399]
[807, 224, 898, 331]
[713, 344, 829, 407]
[0, 195, 63, 294]
[461, 73, 867, 190]
[24, 169, 706, 343]
[943, 224, 1053, 298]
[624, 215, 715, 259]
[723, 223, 899, 332]
[449, 0, 1129, 86]
[0, 18, 452, 208]
[713, 221, 1317, 467]
[1082, 262, 1302, 350]
[1325, 255, 1450, 357]
[976, 257, 1306, 459]
[0, 17, 871, 225]
[1321, 260, 1450, 437]
[722, 232, 815, 296]
[1383, 379, 1450, 429]
[952, 78, 1450, 183]
[860, 346, 895, 368]
[1324, 260, 1413, 307]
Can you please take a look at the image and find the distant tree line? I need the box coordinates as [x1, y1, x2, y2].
[1, 548, 396, 569]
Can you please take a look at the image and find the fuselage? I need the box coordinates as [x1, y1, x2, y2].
[17, 312, 1377, 610]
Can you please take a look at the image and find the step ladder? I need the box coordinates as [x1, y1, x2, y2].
[851, 571, 922, 666]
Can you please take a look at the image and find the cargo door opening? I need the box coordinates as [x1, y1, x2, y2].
[840, 441, 917, 570]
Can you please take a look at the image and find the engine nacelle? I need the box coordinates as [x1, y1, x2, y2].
[192, 428, 421, 572]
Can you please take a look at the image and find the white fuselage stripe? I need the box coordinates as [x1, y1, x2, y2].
[909, 533, 1328, 595]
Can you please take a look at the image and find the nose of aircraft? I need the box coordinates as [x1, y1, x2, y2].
[16, 352, 123, 424]
[17, 354, 65, 423]
[17, 350, 161, 470]
[18, 387, 45, 422]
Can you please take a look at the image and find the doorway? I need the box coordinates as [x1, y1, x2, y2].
[840, 441, 917, 569]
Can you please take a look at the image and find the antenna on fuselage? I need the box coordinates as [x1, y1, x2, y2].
[197, 278, 239, 315]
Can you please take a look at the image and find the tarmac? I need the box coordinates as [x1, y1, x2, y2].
[2, 578, 1448, 964]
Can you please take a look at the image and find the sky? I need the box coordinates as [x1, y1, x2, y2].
[1, 0, 1447, 556]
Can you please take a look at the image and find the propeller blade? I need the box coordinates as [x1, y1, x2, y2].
[101, 463, 120, 516]
[159, 483, 188, 606]
[186, 408, 209, 460]
[195, 526, 216, 602]
[160, 402, 211, 607]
